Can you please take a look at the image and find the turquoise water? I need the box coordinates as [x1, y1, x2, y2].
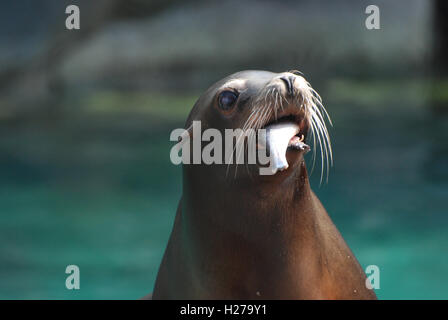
[0, 98, 447, 299]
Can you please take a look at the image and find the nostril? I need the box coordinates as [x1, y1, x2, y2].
[280, 76, 295, 96]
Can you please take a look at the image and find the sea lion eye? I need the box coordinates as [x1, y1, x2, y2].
[218, 91, 238, 111]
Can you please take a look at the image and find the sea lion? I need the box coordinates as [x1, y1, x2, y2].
[151, 70, 376, 299]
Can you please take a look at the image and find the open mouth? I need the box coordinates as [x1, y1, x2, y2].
[260, 111, 310, 174]
[263, 114, 309, 150]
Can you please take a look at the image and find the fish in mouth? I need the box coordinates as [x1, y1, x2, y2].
[260, 111, 311, 174]
[244, 73, 333, 179]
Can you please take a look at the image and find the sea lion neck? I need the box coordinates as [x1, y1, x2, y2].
[181, 160, 314, 248]
[173, 162, 355, 299]
[184, 156, 309, 206]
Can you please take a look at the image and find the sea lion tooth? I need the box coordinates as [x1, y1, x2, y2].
[289, 135, 311, 153]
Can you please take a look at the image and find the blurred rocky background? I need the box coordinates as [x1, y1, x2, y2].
[0, 0, 442, 120]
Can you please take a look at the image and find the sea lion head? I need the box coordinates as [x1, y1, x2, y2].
[181, 70, 332, 188]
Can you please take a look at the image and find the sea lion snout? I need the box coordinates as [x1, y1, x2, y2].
[279, 74, 296, 96]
